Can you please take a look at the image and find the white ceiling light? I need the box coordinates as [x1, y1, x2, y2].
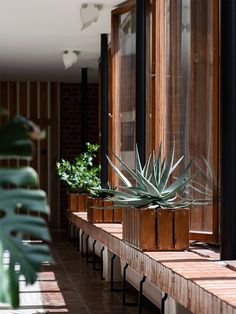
[63, 50, 80, 70]
[80, 3, 103, 31]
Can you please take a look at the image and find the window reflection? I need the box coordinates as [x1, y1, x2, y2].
[163, 0, 215, 233]
[117, 9, 136, 168]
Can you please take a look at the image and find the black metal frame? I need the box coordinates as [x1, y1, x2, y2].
[72, 225, 77, 247]
[76, 228, 80, 251]
[81, 68, 88, 151]
[81, 231, 86, 257]
[122, 263, 138, 307]
[138, 276, 146, 314]
[110, 254, 122, 292]
[100, 246, 105, 280]
[136, 0, 146, 166]
[220, 0, 236, 260]
[86, 235, 93, 263]
[92, 240, 101, 271]
[100, 34, 109, 185]
[68, 221, 72, 240]
[161, 293, 168, 314]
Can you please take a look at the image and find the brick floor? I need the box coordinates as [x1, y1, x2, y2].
[39, 232, 159, 314]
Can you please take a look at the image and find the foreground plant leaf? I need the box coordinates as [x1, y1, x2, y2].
[0, 112, 52, 308]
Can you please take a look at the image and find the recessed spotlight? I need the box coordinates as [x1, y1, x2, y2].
[63, 50, 80, 70]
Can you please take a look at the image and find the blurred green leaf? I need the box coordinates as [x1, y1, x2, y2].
[0, 110, 52, 308]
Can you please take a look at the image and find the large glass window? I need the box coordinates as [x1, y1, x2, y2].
[110, 0, 219, 241]
[153, 0, 219, 241]
[118, 9, 136, 167]
[111, 2, 136, 185]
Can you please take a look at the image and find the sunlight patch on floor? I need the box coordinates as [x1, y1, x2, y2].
[0, 272, 68, 314]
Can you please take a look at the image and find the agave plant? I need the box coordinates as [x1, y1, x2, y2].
[91, 182, 117, 198]
[0, 112, 52, 308]
[98, 144, 197, 209]
[181, 156, 213, 206]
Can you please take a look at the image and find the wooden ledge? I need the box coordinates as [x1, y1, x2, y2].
[68, 212, 236, 314]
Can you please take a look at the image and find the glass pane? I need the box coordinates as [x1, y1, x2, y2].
[117, 9, 136, 169]
[146, 4, 153, 156]
[163, 0, 215, 233]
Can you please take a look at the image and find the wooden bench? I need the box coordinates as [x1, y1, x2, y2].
[68, 212, 236, 314]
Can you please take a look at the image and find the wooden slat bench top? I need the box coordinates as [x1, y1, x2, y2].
[68, 212, 236, 314]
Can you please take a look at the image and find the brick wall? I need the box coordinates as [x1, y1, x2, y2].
[60, 83, 99, 227]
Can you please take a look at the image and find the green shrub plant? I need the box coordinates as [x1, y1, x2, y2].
[56, 143, 101, 194]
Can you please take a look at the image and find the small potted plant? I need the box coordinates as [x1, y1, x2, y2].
[98, 144, 206, 251]
[57, 143, 101, 212]
[56, 158, 80, 211]
[88, 183, 123, 223]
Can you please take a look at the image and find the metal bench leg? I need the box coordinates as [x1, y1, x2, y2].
[92, 240, 101, 270]
[122, 263, 128, 305]
[122, 263, 138, 306]
[111, 253, 116, 291]
[76, 228, 80, 252]
[67, 221, 71, 239]
[138, 276, 146, 314]
[100, 246, 105, 280]
[161, 293, 168, 314]
[81, 231, 86, 257]
[110, 254, 122, 292]
[72, 225, 77, 247]
[68, 222, 73, 242]
[86, 235, 93, 263]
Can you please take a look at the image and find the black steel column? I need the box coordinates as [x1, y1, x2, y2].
[136, 0, 146, 166]
[81, 67, 88, 151]
[100, 34, 109, 185]
[220, 0, 236, 260]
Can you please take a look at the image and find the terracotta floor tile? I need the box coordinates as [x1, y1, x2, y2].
[38, 231, 159, 314]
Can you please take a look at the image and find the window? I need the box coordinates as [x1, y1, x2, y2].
[109, 0, 219, 242]
[110, 1, 136, 185]
[152, 0, 219, 242]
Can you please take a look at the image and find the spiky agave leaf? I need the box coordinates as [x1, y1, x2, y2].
[99, 143, 207, 210]
[188, 157, 214, 197]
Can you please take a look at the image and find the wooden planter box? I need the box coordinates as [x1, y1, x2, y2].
[77, 193, 89, 212]
[87, 197, 123, 223]
[123, 207, 190, 251]
[87, 197, 103, 222]
[68, 193, 79, 212]
[68, 193, 88, 212]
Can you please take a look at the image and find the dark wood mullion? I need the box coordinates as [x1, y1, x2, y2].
[220, 0, 236, 260]
[189, 0, 220, 244]
[81, 68, 88, 151]
[136, 0, 146, 167]
[100, 34, 109, 186]
[110, 3, 135, 186]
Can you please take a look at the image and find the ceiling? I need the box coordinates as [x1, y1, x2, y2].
[0, 0, 123, 83]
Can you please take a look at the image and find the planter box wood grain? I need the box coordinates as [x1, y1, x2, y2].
[68, 193, 79, 212]
[77, 193, 89, 212]
[87, 197, 103, 222]
[123, 207, 190, 251]
[103, 200, 113, 222]
[87, 198, 123, 223]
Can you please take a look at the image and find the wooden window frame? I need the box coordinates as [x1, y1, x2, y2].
[109, 0, 136, 185]
[109, 0, 219, 243]
[151, 0, 220, 243]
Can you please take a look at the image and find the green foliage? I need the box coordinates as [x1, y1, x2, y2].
[0, 113, 52, 308]
[91, 182, 117, 198]
[56, 143, 101, 193]
[182, 156, 213, 206]
[98, 144, 198, 209]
